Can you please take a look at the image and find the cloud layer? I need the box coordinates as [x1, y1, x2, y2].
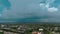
[0, 0, 60, 22]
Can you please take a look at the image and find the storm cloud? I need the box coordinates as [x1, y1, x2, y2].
[0, 0, 60, 22]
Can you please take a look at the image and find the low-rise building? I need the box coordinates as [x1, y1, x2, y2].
[32, 31, 38, 34]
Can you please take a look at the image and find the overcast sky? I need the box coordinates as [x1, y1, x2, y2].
[0, 0, 60, 22]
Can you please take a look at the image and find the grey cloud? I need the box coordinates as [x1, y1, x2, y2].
[0, 0, 60, 22]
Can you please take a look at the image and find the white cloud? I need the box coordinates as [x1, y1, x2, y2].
[39, 3, 46, 9]
[45, 4, 49, 8]
[40, 3, 45, 7]
[40, 3, 58, 12]
[47, 7, 58, 12]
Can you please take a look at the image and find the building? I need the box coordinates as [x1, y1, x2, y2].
[32, 31, 38, 34]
